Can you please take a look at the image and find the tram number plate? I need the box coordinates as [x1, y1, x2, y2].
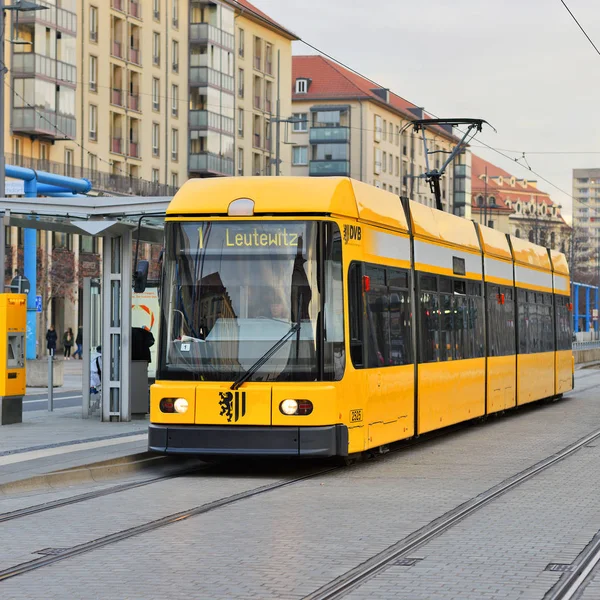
[350, 409, 363, 423]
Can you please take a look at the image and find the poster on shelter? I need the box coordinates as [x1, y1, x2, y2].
[132, 287, 160, 378]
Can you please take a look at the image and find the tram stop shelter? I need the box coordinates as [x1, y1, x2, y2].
[0, 195, 169, 422]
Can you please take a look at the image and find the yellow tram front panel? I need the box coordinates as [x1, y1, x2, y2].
[150, 382, 197, 425]
[486, 355, 516, 414]
[417, 358, 485, 434]
[195, 383, 272, 425]
[517, 352, 555, 405]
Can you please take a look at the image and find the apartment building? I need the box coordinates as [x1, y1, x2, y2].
[290, 55, 472, 217]
[234, 0, 297, 176]
[472, 155, 570, 252]
[572, 168, 600, 276]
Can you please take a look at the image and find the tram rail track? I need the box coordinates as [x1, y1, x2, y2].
[303, 423, 600, 600]
[0, 466, 339, 582]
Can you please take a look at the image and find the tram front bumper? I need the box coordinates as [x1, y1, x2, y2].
[148, 423, 348, 457]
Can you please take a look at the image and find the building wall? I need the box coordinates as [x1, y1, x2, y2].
[290, 95, 469, 215]
[573, 168, 600, 274]
[234, 13, 293, 176]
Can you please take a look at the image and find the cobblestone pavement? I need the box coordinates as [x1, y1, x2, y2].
[1, 369, 600, 599]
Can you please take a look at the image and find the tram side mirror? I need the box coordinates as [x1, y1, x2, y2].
[133, 260, 149, 293]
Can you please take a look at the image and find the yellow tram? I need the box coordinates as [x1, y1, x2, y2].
[148, 177, 573, 457]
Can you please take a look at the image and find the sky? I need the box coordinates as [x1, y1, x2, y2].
[257, 0, 600, 222]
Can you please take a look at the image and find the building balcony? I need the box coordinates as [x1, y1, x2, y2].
[309, 160, 350, 177]
[111, 88, 124, 106]
[111, 137, 124, 154]
[309, 127, 350, 144]
[189, 152, 234, 176]
[189, 110, 234, 134]
[129, 0, 141, 19]
[112, 40, 123, 59]
[20, 0, 77, 36]
[128, 93, 140, 111]
[12, 107, 75, 140]
[189, 67, 234, 93]
[111, 0, 124, 11]
[189, 23, 234, 50]
[128, 47, 141, 65]
[11, 53, 76, 87]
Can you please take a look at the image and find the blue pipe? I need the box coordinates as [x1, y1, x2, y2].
[575, 284, 580, 333]
[24, 178, 37, 359]
[5, 164, 92, 194]
[586, 288, 591, 333]
[36, 183, 82, 195]
[42, 192, 87, 198]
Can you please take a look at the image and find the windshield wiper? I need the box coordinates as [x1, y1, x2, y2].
[230, 320, 300, 390]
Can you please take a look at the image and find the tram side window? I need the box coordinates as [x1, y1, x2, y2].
[348, 262, 412, 369]
[555, 295, 573, 351]
[418, 274, 484, 363]
[324, 223, 345, 380]
[517, 289, 555, 354]
[486, 284, 516, 357]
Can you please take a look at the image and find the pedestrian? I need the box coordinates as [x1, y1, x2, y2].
[63, 327, 74, 359]
[72, 326, 83, 359]
[90, 345, 102, 393]
[46, 325, 57, 359]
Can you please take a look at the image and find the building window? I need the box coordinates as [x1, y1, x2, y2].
[374, 180, 382, 189]
[81, 235, 97, 253]
[171, 172, 178, 189]
[253, 36, 261, 70]
[153, 32, 160, 66]
[64, 149, 74, 177]
[237, 147, 244, 176]
[374, 148, 382, 174]
[382, 151, 387, 173]
[239, 28, 245, 57]
[383, 120, 387, 141]
[171, 84, 178, 117]
[40, 143, 49, 165]
[395, 156, 399, 177]
[152, 123, 159, 156]
[265, 43, 273, 75]
[389, 122, 393, 141]
[374, 115, 382, 142]
[13, 138, 21, 164]
[172, 0, 179, 26]
[88, 153, 97, 173]
[295, 78, 308, 94]
[89, 6, 98, 42]
[89, 55, 98, 92]
[89, 104, 97, 140]
[292, 146, 308, 166]
[153, 0, 160, 20]
[292, 113, 308, 132]
[152, 77, 160, 110]
[171, 40, 179, 72]
[238, 107, 244, 136]
[238, 68, 244, 98]
[171, 128, 178, 160]
[389, 154, 393, 173]
[152, 168, 159, 183]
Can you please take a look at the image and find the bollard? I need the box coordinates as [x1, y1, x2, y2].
[48, 349, 54, 411]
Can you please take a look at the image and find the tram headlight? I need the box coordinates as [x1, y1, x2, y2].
[174, 398, 189, 414]
[280, 399, 298, 415]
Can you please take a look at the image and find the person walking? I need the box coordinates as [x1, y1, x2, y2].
[63, 327, 74, 359]
[72, 326, 83, 359]
[46, 325, 57, 359]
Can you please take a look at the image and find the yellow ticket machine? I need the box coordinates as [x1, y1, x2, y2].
[0, 294, 26, 425]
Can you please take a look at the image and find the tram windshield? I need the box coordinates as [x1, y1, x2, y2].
[158, 220, 345, 382]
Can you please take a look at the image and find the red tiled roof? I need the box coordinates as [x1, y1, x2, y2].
[471, 154, 564, 215]
[227, 0, 298, 40]
[292, 55, 456, 140]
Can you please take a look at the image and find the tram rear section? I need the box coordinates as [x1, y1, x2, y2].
[148, 177, 573, 457]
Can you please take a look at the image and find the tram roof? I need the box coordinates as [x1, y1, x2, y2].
[167, 177, 410, 233]
[477, 224, 512, 260]
[408, 200, 481, 252]
[549, 249, 570, 275]
[509, 235, 552, 270]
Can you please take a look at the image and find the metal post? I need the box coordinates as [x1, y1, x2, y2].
[47, 349, 53, 411]
[574, 283, 580, 334]
[0, 5, 6, 291]
[82, 276, 91, 418]
[586, 287, 590, 333]
[24, 178, 37, 359]
[275, 49, 280, 176]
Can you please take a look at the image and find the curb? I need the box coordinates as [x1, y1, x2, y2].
[0, 452, 185, 497]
